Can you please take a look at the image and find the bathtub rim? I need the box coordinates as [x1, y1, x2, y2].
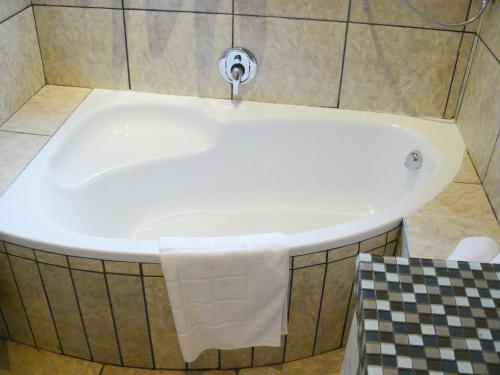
[0, 89, 464, 262]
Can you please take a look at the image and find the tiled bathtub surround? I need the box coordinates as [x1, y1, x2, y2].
[0, 224, 401, 370]
[27, 0, 480, 118]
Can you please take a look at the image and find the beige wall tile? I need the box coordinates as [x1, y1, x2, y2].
[483, 136, 499, 218]
[479, 0, 499, 58]
[384, 241, 397, 256]
[220, 348, 252, 369]
[341, 286, 356, 347]
[1, 85, 90, 136]
[252, 336, 285, 367]
[39, 263, 91, 359]
[235, 0, 349, 20]
[125, 0, 232, 12]
[126, 11, 231, 99]
[107, 274, 153, 368]
[0, 313, 8, 338]
[9, 256, 60, 352]
[0, 8, 45, 125]
[340, 24, 461, 117]
[285, 264, 325, 361]
[0, 132, 48, 195]
[0, 340, 102, 375]
[234, 16, 345, 107]
[454, 153, 481, 184]
[457, 41, 499, 179]
[143, 277, 184, 369]
[387, 226, 402, 243]
[34, 6, 128, 89]
[360, 233, 386, 253]
[0, 0, 30, 22]
[444, 34, 474, 119]
[35, 250, 67, 267]
[142, 263, 163, 276]
[350, 0, 472, 30]
[104, 260, 140, 275]
[34, 0, 121, 7]
[69, 257, 104, 272]
[293, 251, 326, 268]
[4, 243, 34, 259]
[187, 348, 219, 369]
[406, 182, 500, 260]
[0, 241, 5, 252]
[72, 270, 121, 365]
[0, 253, 34, 345]
[315, 258, 356, 354]
[328, 244, 358, 262]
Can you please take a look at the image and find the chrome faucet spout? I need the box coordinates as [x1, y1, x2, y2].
[231, 65, 244, 97]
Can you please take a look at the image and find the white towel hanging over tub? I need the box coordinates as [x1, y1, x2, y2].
[159, 233, 289, 363]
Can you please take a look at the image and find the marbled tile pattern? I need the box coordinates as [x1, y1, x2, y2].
[125, 0, 232, 12]
[340, 24, 461, 117]
[1, 86, 90, 136]
[8, 256, 60, 352]
[126, 11, 231, 99]
[234, 16, 345, 107]
[34, 6, 128, 89]
[38, 264, 91, 359]
[0, 253, 34, 345]
[106, 274, 153, 368]
[234, 0, 349, 20]
[315, 257, 356, 354]
[406, 182, 500, 260]
[0, 225, 400, 370]
[479, 0, 500, 59]
[0, 131, 47, 195]
[454, 153, 481, 184]
[0, 0, 30, 22]
[350, 0, 474, 30]
[0, 8, 45, 125]
[483, 136, 500, 219]
[72, 270, 121, 365]
[143, 277, 185, 369]
[444, 34, 475, 119]
[33, 0, 121, 7]
[457, 41, 499, 180]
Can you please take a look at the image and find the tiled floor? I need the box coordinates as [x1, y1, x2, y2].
[0, 340, 343, 375]
[406, 153, 500, 260]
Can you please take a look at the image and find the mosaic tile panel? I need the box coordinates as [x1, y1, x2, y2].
[356, 254, 500, 374]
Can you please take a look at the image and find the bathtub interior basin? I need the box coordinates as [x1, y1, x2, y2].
[0, 90, 464, 261]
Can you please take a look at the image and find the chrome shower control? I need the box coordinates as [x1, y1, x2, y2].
[219, 47, 257, 98]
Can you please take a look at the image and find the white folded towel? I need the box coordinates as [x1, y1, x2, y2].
[159, 233, 289, 362]
[447, 236, 499, 263]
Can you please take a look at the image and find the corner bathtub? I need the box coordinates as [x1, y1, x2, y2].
[0, 90, 463, 369]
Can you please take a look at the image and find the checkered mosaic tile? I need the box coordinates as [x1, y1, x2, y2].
[356, 253, 500, 375]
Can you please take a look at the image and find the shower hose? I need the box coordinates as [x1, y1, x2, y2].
[400, 0, 489, 27]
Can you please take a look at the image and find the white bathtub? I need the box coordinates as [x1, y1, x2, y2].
[0, 90, 464, 262]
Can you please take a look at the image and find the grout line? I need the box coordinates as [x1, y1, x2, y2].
[0, 4, 32, 25]
[0, 84, 44, 129]
[102, 262, 125, 366]
[442, 30, 466, 118]
[33, 253, 64, 354]
[121, 1, 132, 89]
[455, 34, 481, 121]
[140, 264, 156, 369]
[98, 364, 105, 375]
[483, 129, 500, 181]
[67, 255, 95, 361]
[0, 307, 12, 340]
[31, 6, 47, 85]
[5, 255, 37, 347]
[0, 128, 50, 137]
[312, 262, 328, 355]
[336, 0, 352, 108]
[451, 32, 476, 120]
[476, 33, 500, 64]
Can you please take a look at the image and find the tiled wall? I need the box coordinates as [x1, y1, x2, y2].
[457, 0, 499, 220]
[24, 0, 481, 118]
[0, 224, 401, 370]
[0, 1, 45, 125]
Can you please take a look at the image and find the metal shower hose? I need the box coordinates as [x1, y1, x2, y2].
[400, 0, 490, 27]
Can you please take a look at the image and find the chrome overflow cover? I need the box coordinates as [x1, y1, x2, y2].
[405, 150, 423, 170]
